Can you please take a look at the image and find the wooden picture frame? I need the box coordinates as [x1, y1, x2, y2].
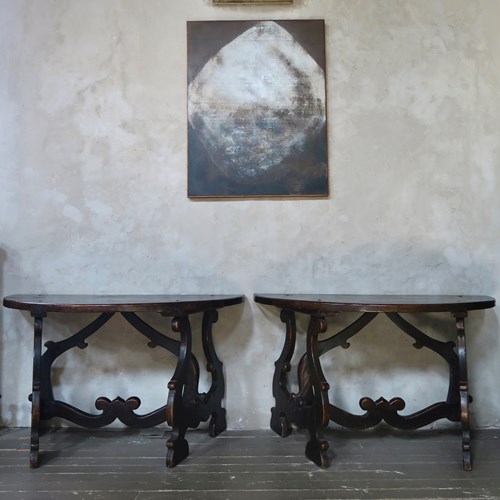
[214, 1, 293, 5]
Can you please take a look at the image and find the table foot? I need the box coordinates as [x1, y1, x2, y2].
[166, 435, 190, 468]
[29, 393, 40, 468]
[271, 407, 291, 437]
[462, 429, 472, 471]
[29, 443, 39, 468]
[305, 437, 329, 468]
[209, 408, 227, 437]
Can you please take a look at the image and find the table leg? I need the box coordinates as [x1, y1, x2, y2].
[270, 309, 297, 436]
[201, 310, 227, 437]
[29, 313, 45, 468]
[305, 315, 330, 468]
[454, 312, 472, 471]
[166, 315, 192, 467]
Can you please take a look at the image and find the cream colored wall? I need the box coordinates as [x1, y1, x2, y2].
[1, 0, 499, 429]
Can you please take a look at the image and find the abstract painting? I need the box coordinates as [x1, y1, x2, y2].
[187, 20, 328, 197]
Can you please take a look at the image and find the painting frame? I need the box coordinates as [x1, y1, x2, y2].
[187, 19, 329, 198]
[214, 1, 293, 4]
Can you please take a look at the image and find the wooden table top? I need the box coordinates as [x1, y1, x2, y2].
[254, 294, 496, 314]
[3, 294, 244, 315]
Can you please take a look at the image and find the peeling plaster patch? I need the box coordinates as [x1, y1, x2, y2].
[62, 205, 83, 223]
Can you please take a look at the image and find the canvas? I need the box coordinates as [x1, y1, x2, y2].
[187, 20, 328, 198]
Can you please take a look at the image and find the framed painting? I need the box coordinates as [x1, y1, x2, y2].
[187, 20, 328, 198]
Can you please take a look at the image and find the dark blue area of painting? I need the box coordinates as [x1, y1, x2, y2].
[188, 124, 328, 198]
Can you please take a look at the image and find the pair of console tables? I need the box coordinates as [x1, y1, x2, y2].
[3, 293, 496, 470]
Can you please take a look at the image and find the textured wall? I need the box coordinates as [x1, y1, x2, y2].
[1, 0, 499, 429]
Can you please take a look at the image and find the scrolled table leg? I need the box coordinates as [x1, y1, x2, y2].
[305, 315, 330, 468]
[201, 309, 227, 437]
[270, 309, 297, 437]
[454, 312, 472, 471]
[166, 315, 192, 467]
[30, 314, 45, 468]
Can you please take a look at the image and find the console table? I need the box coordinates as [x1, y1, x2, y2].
[2, 294, 244, 468]
[254, 294, 495, 470]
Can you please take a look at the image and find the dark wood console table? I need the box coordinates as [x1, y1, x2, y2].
[254, 294, 495, 470]
[2, 294, 244, 468]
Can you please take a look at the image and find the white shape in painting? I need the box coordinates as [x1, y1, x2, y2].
[188, 21, 326, 181]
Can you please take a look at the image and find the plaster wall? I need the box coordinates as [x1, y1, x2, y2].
[0, 0, 499, 429]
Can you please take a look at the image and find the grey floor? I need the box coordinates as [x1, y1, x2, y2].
[0, 427, 499, 499]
